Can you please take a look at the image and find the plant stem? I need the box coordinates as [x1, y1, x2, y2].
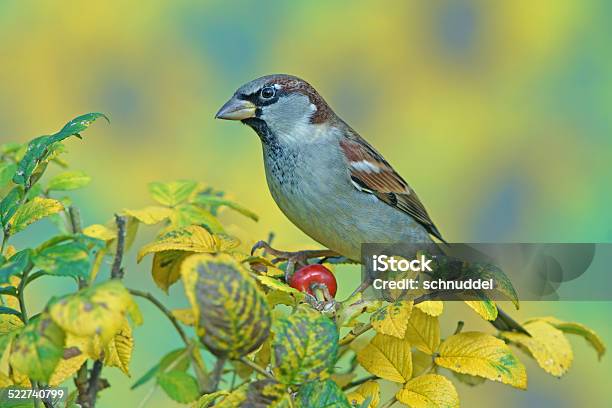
[0, 229, 8, 256]
[87, 360, 104, 406]
[128, 289, 189, 344]
[208, 357, 226, 392]
[110, 215, 127, 279]
[454, 321, 464, 335]
[342, 375, 377, 391]
[339, 322, 372, 346]
[17, 266, 33, 324]
[238, 356, 274, 380]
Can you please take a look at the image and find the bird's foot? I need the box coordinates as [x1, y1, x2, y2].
[251, 240, 339, 279]
[304, 283, 338, 314]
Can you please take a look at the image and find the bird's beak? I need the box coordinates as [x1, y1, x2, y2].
[215, 97, 256, 120]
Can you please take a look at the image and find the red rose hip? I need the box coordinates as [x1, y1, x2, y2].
[289, 264, 337, 298]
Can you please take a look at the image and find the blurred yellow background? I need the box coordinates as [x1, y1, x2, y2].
[1, 0, 610, 406]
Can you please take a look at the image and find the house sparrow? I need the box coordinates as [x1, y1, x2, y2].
[216, 74, 525, 333]
[216, 74, 443, 262]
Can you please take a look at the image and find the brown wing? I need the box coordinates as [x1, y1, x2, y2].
[339, 135, 445, 242]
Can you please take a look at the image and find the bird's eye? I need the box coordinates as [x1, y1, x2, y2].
[260, 86, 275, 99]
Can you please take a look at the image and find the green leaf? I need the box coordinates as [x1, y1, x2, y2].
[0, 162, 17, 188]
[296, 379, 351, 408]
[244, 379, 292, 407]
[148, 180, 198, 207]
[171, 203, 225, 233]
[33, 239, 92, 279]
[9, 197, 64, 234]
[13, 113, 108, 186]
[0, 249, 31, 284]
[10, 316, 65, 382]
[272, 306, 339, 385]
[181, 254, 271, 358]
[0, 186, 23, 228]
[194, 194, 259, 221]
[0, 306, 21, 317]
[47, 171, 91, 191]
[192, 391, 230, 408]
[157, 370, 199, 403]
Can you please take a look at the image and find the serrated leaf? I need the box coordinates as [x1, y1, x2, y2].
[48, 347, 88, 386]
[83, 224, 116, 242]
[396, 374, 459, 408]
[403, 308, 440, 355]
[152, 250, 190, 292]
[103, 318, 133, 375]
[171, 203, 225, 233]
[148, 180, 198, 207]
[47, 171, 91, 191]
[49, 281, 141, 344]
[415, 301, 443, 317]
[296, 379, 351, 408]
[0, 163, 17, 188]
[214, 383, 248, 407]
[122, 206, 173, 225]
[0, 249, 31, 285]
[0, 187, 23, 227]
[272, 306, 338, 385]
[9, 197, 63, 234]
[158, 370, 199, 403]
[502, 320, 573, 377]
[13, 113, 107, 186]
[370, 301, 413, 338]
[464, 299, 498, 321]
[256, 275, 304, 298]
[346, 380, 380, 408]
[10, 316, 65, 382]
[435, 331, 527, 389]
[181, 254, 271, 358]
[357, 333, 412, 383]
[33, 239, 93, 279]
[137, 225, 238, 262]
[244, 379, 292, 407]
[530, 316, 606, 360]
[194, 194, 259, 221]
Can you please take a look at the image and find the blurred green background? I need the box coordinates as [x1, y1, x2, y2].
[1, 0, 611, 406]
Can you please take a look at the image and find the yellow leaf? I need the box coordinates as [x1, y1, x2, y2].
[435, 331, 526, 389]
[123, 206, 173, 225]
[137, 225, 239, 262]
[370, 301, 413, 338]
[172, 308, 196, 326]
[346, 380, 380, 408]
[415, 301, 443, 317]
[502, 320, 573, 377]
[531, 316, 606, 360]
[64, 333, 102, 361]
[0, 278, 24, 335]
[256, 275, 304, 297]
[396, 374, 459, 408]
[49, 281, 140, 344]
[9, 197, 63, 234]
[83, 224, 116, 242]
[49, 348, 87, 386]
[465, 300, 498, 321]
[104, 319, 133, 375]
[357, 333, 412, 383]
[152, 250, 190, 292]
[403, 308, 440, 355]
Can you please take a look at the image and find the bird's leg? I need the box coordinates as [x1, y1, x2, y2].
[251, 240, 340, 279]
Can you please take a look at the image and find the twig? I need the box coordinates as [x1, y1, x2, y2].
[110, 215, 127, 279]
[237, 356, 274, 380]
[339, 322, 372, 346]
[68, 206, 82, 234]
[128, 289, 189, 345]
[87, 360, 104, 406]
[17, 266, 33, 324]
[208, 357, 227, 392]
[454, 321, 464, 335]
[342, 375, 377, 391]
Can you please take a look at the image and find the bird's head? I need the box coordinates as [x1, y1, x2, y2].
[215, 74, 334, 143]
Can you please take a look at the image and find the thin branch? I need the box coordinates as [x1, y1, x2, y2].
[342, 375, 377, 391]
[68, 206, 82, 234]
[110, 215, 127, 279]
[17, 266, 33, 324]
[128, 289, 189, 345]
[380, 397, 398, 408]
[339, 322, 372, 346]
[454, 321, 464, 335]
[237, 357, 274, 380]
[208, 357, 226, 393]
[87, 360, 104, 406]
